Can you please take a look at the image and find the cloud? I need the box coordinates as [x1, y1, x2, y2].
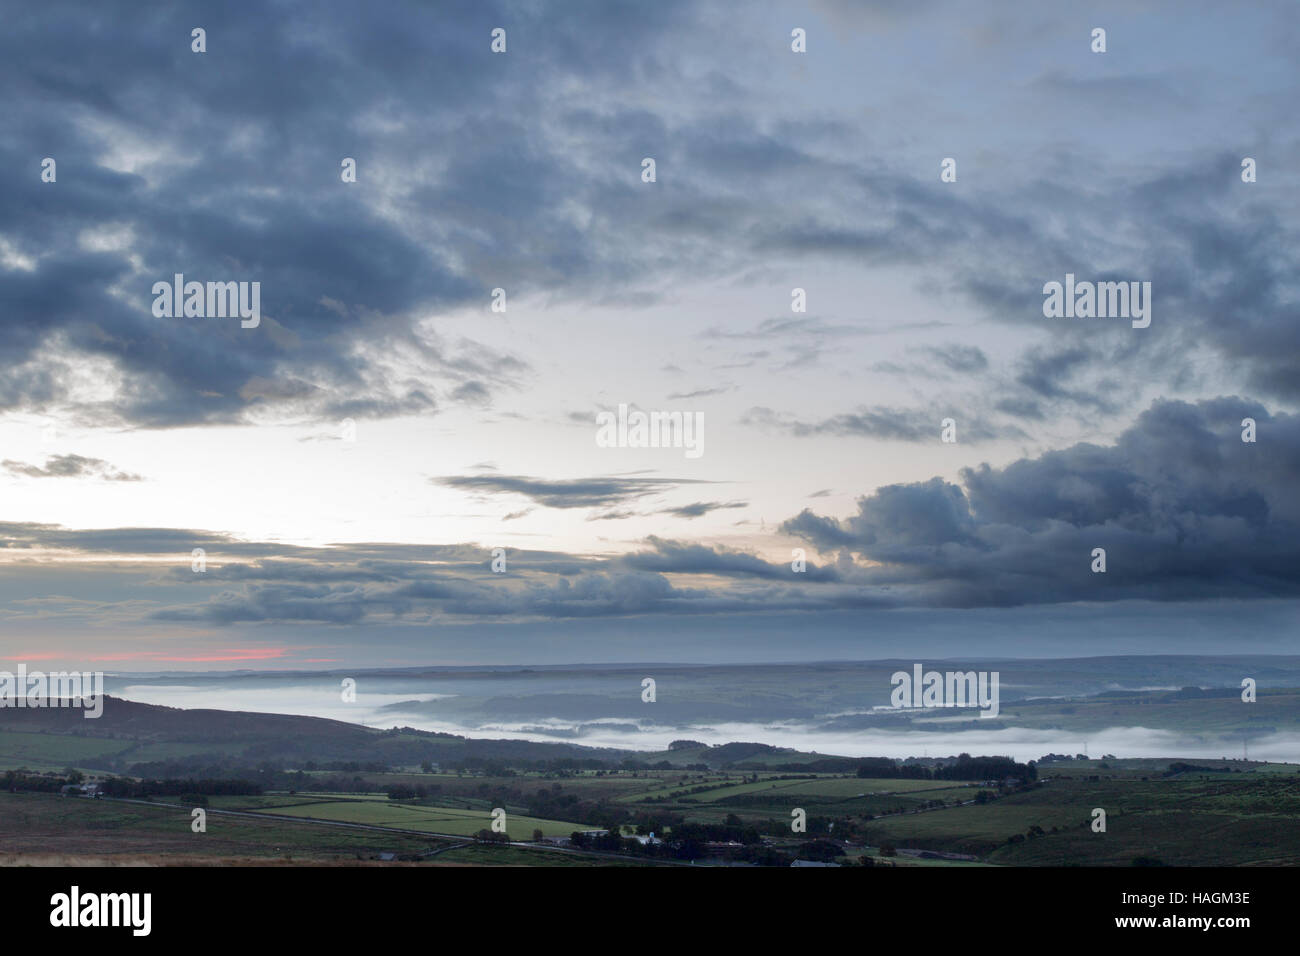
[0, 521, 848, 627]
[656, 500, 748, 519]
[666, 386, 731, 400]
[0, 0, 703, 427]
[0, 0, 1294, 443]
[3, 394, 1297, 632]
[433, 474, 713, 509]
[450, 381, 492, 405]
[3, 454, 142, 481]
[741, 406, 1026, 443]
[620, 536, 840, 583]
[783, 397, 1300, 607]
[919, 344, 988, 374]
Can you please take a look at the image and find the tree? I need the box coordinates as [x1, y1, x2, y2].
[799, 840, 845, 862]
[532, 829, 544, 842]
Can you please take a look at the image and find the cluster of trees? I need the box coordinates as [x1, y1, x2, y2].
[856, 758, 930, 779]
[615, 760, 676, 771]
[747, 758, 862, 773]
[934, 755, 1036, 781]
[855, 754, 1036, 782]
[4, 770, 268, 800]
[569, 829, 627, 852]
[3, 771, 261, 799]
[795, 840, 848, 862]
[386, 783, 443, 799]
[1164, 762, 1233, 776]
[301, 760, 388, 773]
[3, 770, 80, 793]
[99, 777, 262, 798]
[451, 756, 613, 774]
[672, 820, 764, 844]
[522, 788, 583, 820]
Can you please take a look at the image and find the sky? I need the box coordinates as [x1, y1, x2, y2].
[1, 0, 1298, 669]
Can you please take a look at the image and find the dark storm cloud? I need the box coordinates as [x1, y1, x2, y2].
[1013, 345, 1118, 413]
[783, 397, 1300, 607]
[0, 0, 698, 427]
[950, 153, 1300, 410]
[2, 2, 1297, 434]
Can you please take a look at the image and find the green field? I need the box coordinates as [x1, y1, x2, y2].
[690, 776, 972, 802]
[428, 844, 657, 866]
[255, 797, 589, 838]
[856, 771, 1300, 865]
[205, 794, 342, 811]
[0, 730, 130, 770]
[6, 757, 1300, 865]
[0, 791, 627, 865]
[6, 682, 1300, 867]
[0, 791, 444, 862]
[0, 729, 273, 772]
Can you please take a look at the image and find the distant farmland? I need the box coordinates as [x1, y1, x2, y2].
[253, 796, 587, 838]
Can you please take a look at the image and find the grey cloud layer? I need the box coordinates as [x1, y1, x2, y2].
[3, 0, 699, 426]
[3, 398, 1296, 628]
[783, 398, 1300, 607]
[4, 2, 1297, 432]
